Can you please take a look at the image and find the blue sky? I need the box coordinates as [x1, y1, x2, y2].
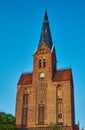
[0, 0, 85, 129]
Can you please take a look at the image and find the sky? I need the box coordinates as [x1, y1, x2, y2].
[0, 0, 85, 129]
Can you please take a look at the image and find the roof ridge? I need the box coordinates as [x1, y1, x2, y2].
[21, 72, 33, 75]
[57, 68, 72, 71]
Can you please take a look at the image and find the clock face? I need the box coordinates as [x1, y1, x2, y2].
[40, 72, 45, 78]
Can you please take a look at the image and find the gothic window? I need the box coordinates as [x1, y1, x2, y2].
[23, 88, 28, 106]
[56, 85, 63, 125]
[57, 88, 62, 99]
[39, 59, 42, 68]
[38, 104, 44, 125]
[43, 58, 46, 68]
[23, 94, 28, 105]
[57, 101, 63, 125]
[22, 108, 28, 127]
[58, 101, 62, 114]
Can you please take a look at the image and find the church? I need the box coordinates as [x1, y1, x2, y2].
[15, 11, 79, 130]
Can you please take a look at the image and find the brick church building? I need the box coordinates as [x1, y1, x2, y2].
[15, 11, 79, 130]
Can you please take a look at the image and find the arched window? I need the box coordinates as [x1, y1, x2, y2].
[56, 85, 63, 125]
[39, 59, 42, 68]
[57, 101, 63, 124]
[57, 88, 62, 99]
[58, 101, 62, 114]
[43, 58, 46, 68]
[23, 94, 28, 105]
[23, 88, 28, 106]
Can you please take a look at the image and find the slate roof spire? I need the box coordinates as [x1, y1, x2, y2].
[38, 11, 53, 50]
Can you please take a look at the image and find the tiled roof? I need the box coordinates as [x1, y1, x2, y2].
[18, 69, 72, 85]
[18, 73, 32, 85]
[53, 69, 72, 82]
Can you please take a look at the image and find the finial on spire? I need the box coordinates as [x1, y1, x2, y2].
[44, 10, 48, 22]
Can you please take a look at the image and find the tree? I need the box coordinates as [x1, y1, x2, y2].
[0, 112, 16, 129]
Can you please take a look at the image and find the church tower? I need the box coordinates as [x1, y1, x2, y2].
[15, 11, 79, 130]
[33, 11, 56, 83]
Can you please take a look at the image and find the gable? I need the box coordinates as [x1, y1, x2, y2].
[35, 41, 51, 55]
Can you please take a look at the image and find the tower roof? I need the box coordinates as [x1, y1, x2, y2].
[38, 11, 53, 50]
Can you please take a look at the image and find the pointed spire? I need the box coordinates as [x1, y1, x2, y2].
[44, 11, 48, 22]
[38, 11, 53, 50]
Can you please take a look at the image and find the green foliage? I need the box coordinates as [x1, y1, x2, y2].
[48, 122, 61, 130]
[0, 112, 16, 129]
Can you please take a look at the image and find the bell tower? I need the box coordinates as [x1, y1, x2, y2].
[33, 11, 57, 83]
